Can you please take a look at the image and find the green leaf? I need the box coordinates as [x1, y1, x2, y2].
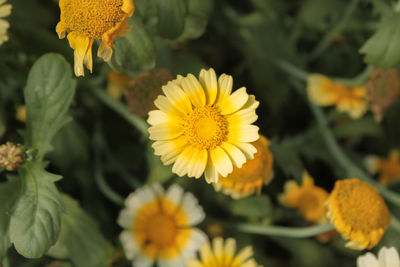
[50, 194, 112, 267]
[360, 13, 400, 68]
[0, 178, 21, 262]
[230, 195, 272, 218]
[10, 162, 64, 258]
[156, 0, 187, 39]
[177, 0, 213, 40]
[24, 53, 76, 159]
[109, 17, 156, 75]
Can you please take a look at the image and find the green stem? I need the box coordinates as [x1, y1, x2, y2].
[231, 223, 335, 238]
[391, 216, 400, 232]
[90, 88, 149, 139]
[275, 60, 309, 81]
[309, 103, 400, 207]
[310, 0, 360, 60]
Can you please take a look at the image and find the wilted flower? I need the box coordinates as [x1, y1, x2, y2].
[118, 183, 207, 267]
[279, 172, 329, 224]
[186, 237, 259, 267]
[307, 74, 368, 119]
[327, 178, 390, 250]
[148, 68, 260, 183]
[214, 135, 273, 199]
[366, 68, 400, 122]
[0, 0, 11, 46]
[357, 247, 400, 267]
[125, 68, 173, 118]
[56, 0, 134, 76]
[0, 142, 25, 171]
[365, 151, 400, 186]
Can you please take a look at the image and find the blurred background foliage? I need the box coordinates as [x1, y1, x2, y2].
[1, 0, 400, 266]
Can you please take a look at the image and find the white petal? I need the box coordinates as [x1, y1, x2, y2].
[166, 184, 184, 206]
[227, 125, 259, 143]
[210, 146, 233, 177]
[219, 87, 249, 115]
[234, 143, 257, 160]
[132, 255, 154, 267]
[187, 148, 208, 178]
[117, 209, 134, 228]
[120, 231, 139, 260]
[181, 192, 205, 226]
[148, 123, 183, 141]
[204, 152, 219, 183]
[220, 142, 246, 168]
[378, 247, 400, 267]
[215, 74, 233, 106]
[172, 145, 197, 177]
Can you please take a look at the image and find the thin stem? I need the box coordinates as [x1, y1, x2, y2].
[310, 0, 360, 60]
[229, 223, 335, 238]
[90, 87, 148, 139]
[275, 60, 309, 81]
[309, 102, 400, 207]
[390, 216, 400, 232]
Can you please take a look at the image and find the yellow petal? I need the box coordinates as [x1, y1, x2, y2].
[172, 145, 197, 177]
[210, 146, 233, 177]
[162, 81, 192, 114]
[227, 108, 258, 126]
[98, 41, 113, 62]
[187, 148, 208, 178]
[219, 87, 249, 115]
[227, 125, 259, 143]
[180, 74, 206, 107]
[205, 152, 219, 183]
[234, 143, 257, 160]
[199, 68, 218, 106]
[148, 123, 183, 140]
[154, 95, 185, 117]
[67, 32, 93, 77]
[220, 142, 246, 168]
[215, 74, 233, 106]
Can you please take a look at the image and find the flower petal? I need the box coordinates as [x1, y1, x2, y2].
[181, 192, 205, 226]
[199, 68, 218, 106]
[210, 146, 233, 177]
[219, 87, 249, 115]
[120, 230, 139, 260]
[227, 107, 258, 126]
[98, 41, 113, 62]
[148, 123, 183, 140]
[227, 125, 259, 143]
[220, 142, 246, 168]
[357, 252, 380, 267]
[378, 247, 400, 267]
[180, 74, 206, 107]
[204, 152, 219, 183]
[162, 81, 193, 114]
[172, 145, 197, 177]
[152, 137, 188, 165]
[215, 74, 233, 106]
[67, 32, 93, 77]
[187, 148, 208, 178]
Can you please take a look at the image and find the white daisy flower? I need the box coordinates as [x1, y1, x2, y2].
[357, 247, 400, 267]
[118, 183, 208, 267]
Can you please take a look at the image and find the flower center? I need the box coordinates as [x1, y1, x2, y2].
[183, 106, 228, 149]
[61, 0, 125, 39]
[145, 213, 177, 246]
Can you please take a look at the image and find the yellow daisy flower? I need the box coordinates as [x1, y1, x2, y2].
[327, 178, 391, 250]
[148, 68, 260, 183]
[118, 183, 207, 267]
[0, 0, 12, 46]
[186, 237, 260, 267]
[279, 172, 329, 224]
[214, 135, 274, 199]
[365, 151, 400, 186]
[107, 70, 131, 99]
[307, 74, 368, 119]
[357, 247, 400, 267]
[56, 0, 135, 77]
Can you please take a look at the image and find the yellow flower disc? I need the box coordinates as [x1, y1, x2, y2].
[215, 135, 274, 198]
[56, 0, 134, 76]
[148, 68, 260, 183]
[328, 178, 391, 250]
[279, 172, 328, 224]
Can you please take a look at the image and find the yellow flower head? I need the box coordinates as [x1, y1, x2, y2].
[56, 0, 134, 76]
[0, 0, 12, 46]
[214, 135, 274, 199]
[118, 183, 207, 266]
[307, 74, 368, 119]
[15, 105, 26, 123]
[107, 70, 131, 99]
[279, 172, 329, 224]
[365, 151, 400, 186]
[148, 68, 260, 183]
[327, 178, 391, 250]
[186, 237, 260, 267]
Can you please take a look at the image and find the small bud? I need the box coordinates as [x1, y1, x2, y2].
[0, 142, 25, 171]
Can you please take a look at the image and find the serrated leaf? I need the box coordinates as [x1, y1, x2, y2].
[10, 162, 64, 258]
[24, 53, 76, 160]
[360, 13, 400, 68]
[52, 194, 112, 267]
[230, 195, 272, 218]
[156, 0, 187, 39]
[109, 17, 156, 75]
[0, 178, 21, 262]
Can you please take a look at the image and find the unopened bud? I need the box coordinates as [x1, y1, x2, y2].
[0, 142, 25, 171]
